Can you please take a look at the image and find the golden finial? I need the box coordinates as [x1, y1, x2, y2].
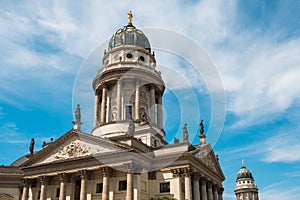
[128, 10, 133, 25]
[242, 159, 245, 167]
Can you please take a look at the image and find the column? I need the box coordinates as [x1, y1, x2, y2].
[201, 179, 208, 200]
[218, 187, 224, 200]
[80, 170, 87, 200]
[135, 80, 140, 120]
[59, 174, 67, 200]
[193, 174, 200, 200]
[101, 87, 107, 124]
[39, 176, 47, 200]
[94, 94, 100, 128]
[157, 92, 163, 129]
[207, 182, 213, 200]
[106, 94, 110, 122]
[102, 167, 111, 200]
[116, 80, 122, 120]
[213, 185, 219, 200]
[184, 168, 192, 200]
[21, 179, 29, 200]
[126, 172, 133, 200]
[150, 87, 156, 125]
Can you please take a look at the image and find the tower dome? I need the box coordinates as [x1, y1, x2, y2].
[236, 162, 253, 180]
[108, 25, 151, 53]
[108, 11, 151, 53]
[91, 11, 165, 148]
[235, 160, 259, 200]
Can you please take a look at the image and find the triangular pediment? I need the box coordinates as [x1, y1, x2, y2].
[193, 144, 225, 179]
[24, 130, 130, 167]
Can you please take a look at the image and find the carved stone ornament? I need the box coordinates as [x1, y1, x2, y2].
[201, 155, 217, 173]
[54, 141, 90, 159]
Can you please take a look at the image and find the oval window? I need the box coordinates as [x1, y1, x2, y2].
[126, 53, 133, 59]
[139, 56, 145, 62]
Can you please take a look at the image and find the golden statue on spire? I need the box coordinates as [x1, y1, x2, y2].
[242, 159, 245, 167]
[128, 10, 133, 25]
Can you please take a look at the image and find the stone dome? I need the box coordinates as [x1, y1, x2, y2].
[236, 162, 253, 180]
[108, 24, 151, 53]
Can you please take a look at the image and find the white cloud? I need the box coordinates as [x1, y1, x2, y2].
[0, 0, 299, 128]
[223, 193, 236, 200]
[222, 128, 300, 163]
[218, 38, 300, 127]
[260, 181, 300, 200]
[0, 122, 27, 144]
[262, 132, 300, 163]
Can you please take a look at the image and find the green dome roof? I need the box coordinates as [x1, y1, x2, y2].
[236, 160, 253, 180]
[108, 25, 151, 53]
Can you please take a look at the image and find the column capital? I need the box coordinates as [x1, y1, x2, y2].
[22, 179, 29, 186]
[80, 170, 89, 180]
[183, 167, 192, 177]
[59, 173, 68, 182]
[101, 167, 113, 177]
[171, 168, 182, 178]
[218, 187, 224, 193]
[193, 172, 201, 180]
[213, 184, 220, 190]
[200, 178, 207, 185]
[39, 176, 49, 185]
[207, 181, 213, 188]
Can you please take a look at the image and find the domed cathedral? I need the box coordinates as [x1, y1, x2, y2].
[234, 160, 259, 200]
[0, 12, 225, 200]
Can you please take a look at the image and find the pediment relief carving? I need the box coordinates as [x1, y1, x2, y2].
[35, 139, 120, 165]
[200, 155, 217, 173]
[55, 141, 90, 159]
[194, 145, 218, 174]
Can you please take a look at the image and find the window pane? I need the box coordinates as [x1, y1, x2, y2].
[125, 106, 133, 119]
[56, 188, 60, 198]
[96, 183, 103, 193]
[160, 182, 170, 193]
[119, 180, 127, 191]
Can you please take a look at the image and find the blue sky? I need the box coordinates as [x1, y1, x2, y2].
[1, 0, 300, 199]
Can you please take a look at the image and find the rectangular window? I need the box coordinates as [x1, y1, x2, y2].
[56, 188, 60, 198]
[119, 180, 127, 191]
[160, 182, 170, 193]
[125, 105, 133, 119]
[96, 183, 103, 193]
[37, 191, 41, 200]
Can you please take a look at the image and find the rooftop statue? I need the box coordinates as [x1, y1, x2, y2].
[182, 123, 189, 142]
[128, 10, 133, 25]
[29, 138, 35, 155]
